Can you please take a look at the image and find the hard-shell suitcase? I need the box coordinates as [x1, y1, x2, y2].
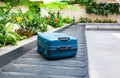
[37, 32, 78, 59]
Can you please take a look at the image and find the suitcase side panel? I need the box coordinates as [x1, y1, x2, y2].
[37, 43, 77, 59]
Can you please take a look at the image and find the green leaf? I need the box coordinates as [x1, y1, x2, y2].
[40, 2, 69, 12]
[6, 23, 14, 32]
[68, 5, 78, 11]
[9, 33, 17, 44]
[0, 43, 2, 47]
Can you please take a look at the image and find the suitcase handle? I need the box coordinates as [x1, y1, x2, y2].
[58, 37, 70, 41]
[57, 46, 71, 50]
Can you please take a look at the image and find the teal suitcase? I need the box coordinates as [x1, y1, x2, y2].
[37, 32, 78, 59]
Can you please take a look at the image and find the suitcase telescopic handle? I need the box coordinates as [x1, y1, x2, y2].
[58, 37, 70, 41]
[57, 46, 71, 50]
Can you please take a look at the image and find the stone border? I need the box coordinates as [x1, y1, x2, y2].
[0, 24, 72, 68]
[77, 23, 120, 30]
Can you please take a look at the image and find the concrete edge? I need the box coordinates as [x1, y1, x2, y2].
[77, 23, 120, 26]
[76, 23, 120, 30]
[85, 28, 92, 78]
[0, 24, 72, 68]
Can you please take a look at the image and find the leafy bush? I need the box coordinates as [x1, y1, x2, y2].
[0, 3, 12, 24]
[41, 1, 69, 13]
[0, 23, 25, 47]
[13, 9, 48, 34]
[78, 17, 117, 23]
[27, 1, 43, 13]
[0, 2, 48, 46]
[19, 0, 30, 6]
[79, 17, 92, 23]
[15, 28, 35, 38]
[23, 11, 48, 33]
[47, 12, 64, 28]
[1, 0, 20, 7]
[77, 0, 95, 5]
[41, 2, 71, 28]
[94, 18, 117, 23]
[60, 0, 77, 4]
[86, 2, 120, 16]
[0, 4, 25, 47]
[60, 0, 95, 5]
[63, 17, 74, 24]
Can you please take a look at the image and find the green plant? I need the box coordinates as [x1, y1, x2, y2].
[0, 4, 21, 47]
[4, 0, 20, 7]
[79, 17, 92, 23]
[41, 2, 69, 13]
[77, 0, 95, 5]
[60, 0, 77, 4]
[0, 23, 26, 47]
[47, 12, 64, 28]
[13, 8, 48, 33]
[63, 17, 74, 24]
[41, 2, 72, 28]
[0, 23, 16, 46]
[86, 2, 120, 16]
[19, 0, 30, 6]
[94, 18, 117, 23]
[15, 28, 35, 38]
[78, 17, 117, 23]
[27, 1, 43, 13]
[38, 17, 48, 32]
[0, 3, 12, 24]
[23, 11, 48, 33]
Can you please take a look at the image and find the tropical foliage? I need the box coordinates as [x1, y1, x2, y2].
[61, 0, 120, 16]
[86, 2, 120, 16]
[0, 1, 74, 47]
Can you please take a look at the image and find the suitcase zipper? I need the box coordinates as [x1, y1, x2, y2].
[37, 43, 77, 51]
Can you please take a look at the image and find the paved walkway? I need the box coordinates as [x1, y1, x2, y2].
[86, 30, 120, 78]
[0, 25, 89, 78]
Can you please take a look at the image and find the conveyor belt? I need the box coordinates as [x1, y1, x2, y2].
[0, 25, 89, 78]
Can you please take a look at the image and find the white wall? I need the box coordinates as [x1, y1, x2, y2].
[116, 0, 120, 3]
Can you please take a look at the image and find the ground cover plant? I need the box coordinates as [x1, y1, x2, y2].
[78, 17, 117, 23]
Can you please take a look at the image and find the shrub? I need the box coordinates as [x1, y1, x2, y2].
[0, 23, 25, 47]
[77, 0, 95, 5]
[94, 18, 117, 23]
[13, 8, 48, 34]
[86, 2, 120, 16]
[79, 17, 92, 23]
[78, 17, 117, 23]
[63, 17, 74, 24]
[15, 28, 35, 38]
[47, 12, 64, 28]
[3, 0, 20, 7]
